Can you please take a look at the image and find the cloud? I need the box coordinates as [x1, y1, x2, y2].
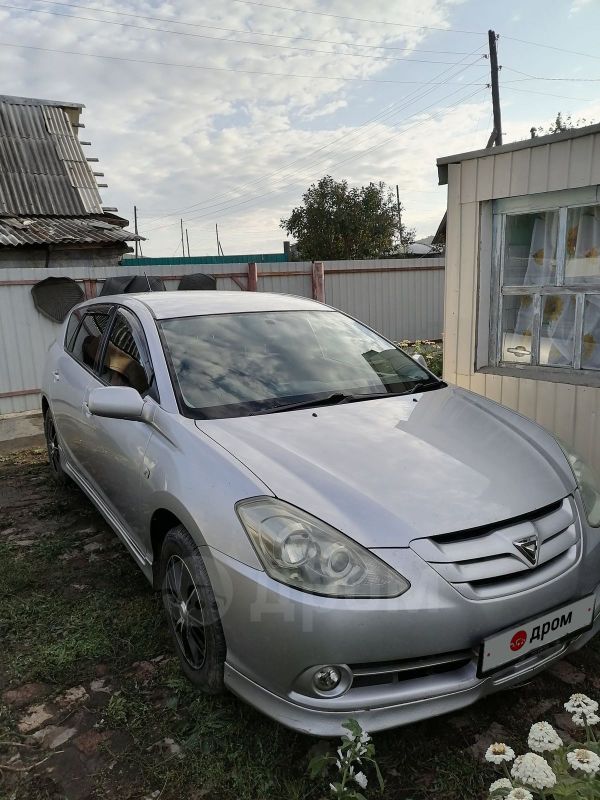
[0, 0, 492, 253]
[570, 0, 592, 13]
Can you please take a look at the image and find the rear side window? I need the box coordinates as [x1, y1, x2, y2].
[70, 310, 111, 370]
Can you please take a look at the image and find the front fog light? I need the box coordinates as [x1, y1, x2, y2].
[313, 665, 341, 692]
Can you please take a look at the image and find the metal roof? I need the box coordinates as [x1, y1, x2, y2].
[0, 95, 103, 215]
[122, 253, 289, 266]
[0, 216, 141, 247]
[436, 122, 600, 185]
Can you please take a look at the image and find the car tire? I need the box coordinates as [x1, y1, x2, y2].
[160, 524, 226, 694]
[44, 408, 69, 486]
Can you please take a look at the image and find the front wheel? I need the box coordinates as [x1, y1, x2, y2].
[160, 525, 226, 694]
[44, 409, 69, 486]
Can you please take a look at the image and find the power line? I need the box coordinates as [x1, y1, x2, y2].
[0, 39, 488, 84]
[145, 83, 487, 233]
[142, 48, 486, 224]
[501, 34, 600, 63]
[502, 66, 600, 83]
[227, 0, 485, 34]
[2, 3, 475, 65]
[502, 86, 593, 102]
[26, 0, 478, 55]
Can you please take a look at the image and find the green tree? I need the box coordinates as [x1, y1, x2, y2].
[536, 111, 594, 136]
[280, 176, 414, 260]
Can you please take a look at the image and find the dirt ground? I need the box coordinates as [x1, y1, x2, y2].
[1, 447, 600, 800]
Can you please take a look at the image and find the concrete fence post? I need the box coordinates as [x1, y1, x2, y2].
[312, 261, 325, 302]
[248, 262, 258, 291]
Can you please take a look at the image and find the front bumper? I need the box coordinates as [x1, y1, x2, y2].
[223, 609, 600, 735]
[202, 516, 600, 736]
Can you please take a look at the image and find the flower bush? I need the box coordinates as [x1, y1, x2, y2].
[396, 339, 443, 377]
[308, 719, 384, 800]
[484, 693, 600, 799]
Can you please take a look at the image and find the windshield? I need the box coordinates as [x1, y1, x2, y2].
[159, 309, 438, 418]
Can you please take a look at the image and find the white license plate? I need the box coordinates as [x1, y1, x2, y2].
[479, 595, 595, 676]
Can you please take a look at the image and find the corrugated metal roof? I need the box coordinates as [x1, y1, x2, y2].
[0, 216, 142, 247]
[0, 97, 103, 216]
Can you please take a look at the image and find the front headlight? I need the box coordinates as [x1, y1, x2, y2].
[236, 498, 410, 598]
[558, 441, 600, 528]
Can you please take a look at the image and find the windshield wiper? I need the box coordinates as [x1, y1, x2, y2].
[251, 381, 445, 415]
[250, 393, 351, 415]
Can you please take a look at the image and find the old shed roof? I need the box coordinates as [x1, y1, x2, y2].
[0, 216, 139, 247]
[0, 94, 140, 248]
[0, 95, 104, 216]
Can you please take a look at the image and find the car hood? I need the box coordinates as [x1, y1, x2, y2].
[196, 386, 575, 548]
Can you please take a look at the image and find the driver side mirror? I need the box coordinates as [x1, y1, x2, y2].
[412, 353, 428, 369]
[87, 386, 145, 421]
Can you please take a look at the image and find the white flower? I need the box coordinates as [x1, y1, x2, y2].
[354, 771, 368, 789]
[506, 790, 534, 800]
[511, 753, 557, 791]
[488, 777, 513, 796]
[572, 710, 600, 727]
[564, 693, 599, 714]
[485, 743, 516, 764]
[527, 721, 563, 753]
[567, 748, 600, 775]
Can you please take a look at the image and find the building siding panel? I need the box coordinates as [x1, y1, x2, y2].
[568, 135, 594, 188]
[528, 144, 550, 195]
[492, 151, 512, 198]
[510, 148, 531, 197]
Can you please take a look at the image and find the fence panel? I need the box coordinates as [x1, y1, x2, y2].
[0, 257, 444, 414]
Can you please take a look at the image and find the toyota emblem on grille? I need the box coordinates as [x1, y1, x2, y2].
[514, 534, 539, 566]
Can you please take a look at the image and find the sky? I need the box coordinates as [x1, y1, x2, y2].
[1, 0, 600, 257]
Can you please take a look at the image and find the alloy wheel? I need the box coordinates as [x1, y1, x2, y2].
[47, 416, 61, 474]
[164, 555, 207, 670]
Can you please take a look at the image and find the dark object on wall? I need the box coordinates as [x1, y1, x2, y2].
[178, 273, 217, 291]
[31, 276, 85, 322]
[99, 275, 166, 296]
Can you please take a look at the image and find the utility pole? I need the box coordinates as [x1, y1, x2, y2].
[133, 205, 139, 258]
[216, 223, 224, 256]
[396, 184, 403, 253]
[185, 228, 191, 258]
[180, 219, 185, 257]
[487, 29, 502, 147]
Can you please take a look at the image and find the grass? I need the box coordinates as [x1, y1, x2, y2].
[1, 448, 599, 800]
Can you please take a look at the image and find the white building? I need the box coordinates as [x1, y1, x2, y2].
[438, 124, 600, 471]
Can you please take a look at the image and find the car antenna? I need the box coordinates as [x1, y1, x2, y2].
[143, 272, 152, 292]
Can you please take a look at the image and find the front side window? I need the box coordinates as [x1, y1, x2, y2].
[160, 310, 436, 418]
[100, 310, 152, 395]
[494, 194, 600, 373]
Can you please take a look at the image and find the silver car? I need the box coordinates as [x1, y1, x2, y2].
[41, 291, 600, 736]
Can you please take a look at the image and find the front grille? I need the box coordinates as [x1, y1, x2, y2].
[350, 651, 472, 688]
[410, 497, 579, 600]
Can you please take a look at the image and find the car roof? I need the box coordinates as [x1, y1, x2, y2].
[91, 291, 330, 319]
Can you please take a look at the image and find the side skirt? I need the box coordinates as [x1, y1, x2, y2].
[63, 460, 154, 585]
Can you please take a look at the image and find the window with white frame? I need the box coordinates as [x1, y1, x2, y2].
[492, 188, 600, 373]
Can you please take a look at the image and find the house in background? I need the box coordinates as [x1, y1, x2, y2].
[437, 123, 600, 471]
[0, 94, 139, 268]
